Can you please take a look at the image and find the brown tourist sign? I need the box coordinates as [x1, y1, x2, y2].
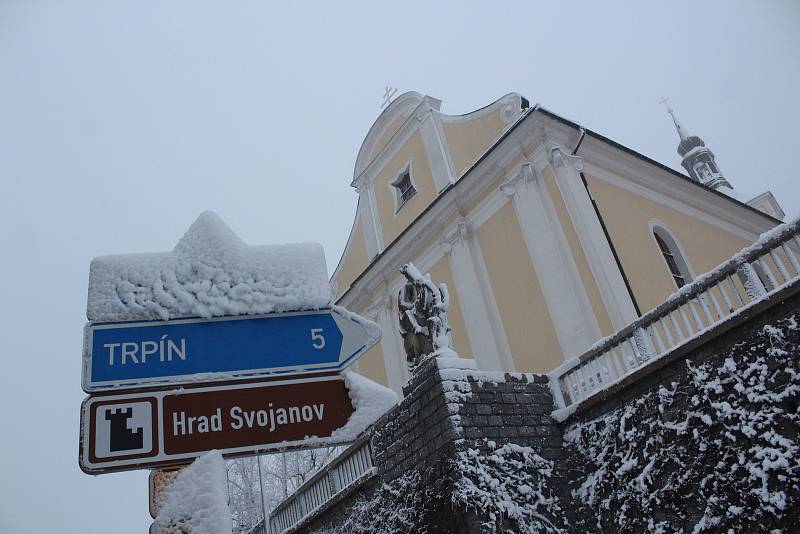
[79, 375, 355, 474]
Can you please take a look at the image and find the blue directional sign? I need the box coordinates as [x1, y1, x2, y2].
[82, 308, 380, 392]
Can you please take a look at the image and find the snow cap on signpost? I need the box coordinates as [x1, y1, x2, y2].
[87, 211, 333, 322]
[79, 211, 399, 476]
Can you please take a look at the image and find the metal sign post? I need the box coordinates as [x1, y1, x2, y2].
[148, 467, 184, 519]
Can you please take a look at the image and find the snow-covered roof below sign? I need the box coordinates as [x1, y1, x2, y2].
[87, 211, 333, 322]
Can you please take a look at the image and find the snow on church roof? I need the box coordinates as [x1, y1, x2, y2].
[87, 211, 333, 322]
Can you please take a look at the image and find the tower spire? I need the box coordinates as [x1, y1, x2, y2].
[661, 98, 690, 141]
[660, 97, 732, 191]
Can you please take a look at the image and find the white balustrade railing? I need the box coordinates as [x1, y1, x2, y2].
[246, 519, 267, 534]
[550, 218, 800, 411]
[266, 437, 374, 534]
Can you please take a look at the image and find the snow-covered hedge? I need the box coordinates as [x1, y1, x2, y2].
[454, 440, 568, 533]
[310, 439, 567, 534]
[310, 466, 446, 534]
[564, 314, 800, 533]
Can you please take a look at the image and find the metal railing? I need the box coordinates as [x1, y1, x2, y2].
[245, 519, 267, 534]
[550, 218, 800, 410]
[267, 437, 375, 534]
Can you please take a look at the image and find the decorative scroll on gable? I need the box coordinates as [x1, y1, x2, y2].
[438, 92, 528, 178]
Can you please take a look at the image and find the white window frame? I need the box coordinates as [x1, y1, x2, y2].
[649, 219, 695, 288]
[389, 161, 419, 214]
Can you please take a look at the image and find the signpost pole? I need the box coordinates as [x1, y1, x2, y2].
[257, 454, 266, 529]
[281, 453, 288, 499]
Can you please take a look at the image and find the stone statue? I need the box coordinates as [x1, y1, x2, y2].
[397, 263, 451, 368]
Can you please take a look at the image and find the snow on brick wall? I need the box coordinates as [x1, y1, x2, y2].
[307, 356, 570, 534]
[88, 211, 333, 322]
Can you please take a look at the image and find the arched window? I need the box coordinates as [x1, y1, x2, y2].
[651, 224, 693, 289]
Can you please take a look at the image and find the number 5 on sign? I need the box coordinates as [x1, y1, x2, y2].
[311, 329, 325, 349]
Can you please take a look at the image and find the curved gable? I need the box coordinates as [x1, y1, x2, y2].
[439, 92, 527, 177]
[330, 197, 370, 299]
[335, 92, 529, 301]
[353, 92, 428, 180]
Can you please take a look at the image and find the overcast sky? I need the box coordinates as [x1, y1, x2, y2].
[1, 1, 798, 532]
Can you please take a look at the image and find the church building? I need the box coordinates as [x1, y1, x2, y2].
[331, 92, 784, 394]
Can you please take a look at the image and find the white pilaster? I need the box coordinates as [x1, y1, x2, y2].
[366, 293, 408, 395]
[417, 107, 456, 192]
[499, 161, 602, 359]
[440, 220, 514, 372]
[546, 143, 639, 330]
[354, 179, 384, 259]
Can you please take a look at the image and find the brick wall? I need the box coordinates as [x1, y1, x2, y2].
[370, 356, 458, 480]
[440, 368, 562, 460]
[370, 357, 563, 480]
[300, 359, 572, 533]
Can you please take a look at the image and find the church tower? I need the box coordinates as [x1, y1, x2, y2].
[665, 101, 732, 191]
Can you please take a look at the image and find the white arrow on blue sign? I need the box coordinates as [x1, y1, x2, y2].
[82, 307, 380, 393]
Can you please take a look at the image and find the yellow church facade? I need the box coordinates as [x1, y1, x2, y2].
[331, 92, 781, 394]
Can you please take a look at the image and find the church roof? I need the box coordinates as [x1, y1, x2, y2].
[533, 107, 779, 224]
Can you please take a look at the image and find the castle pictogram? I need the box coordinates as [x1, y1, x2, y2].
[105, 407, 143, 452]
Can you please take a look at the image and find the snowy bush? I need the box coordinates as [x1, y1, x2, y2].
[312, 468, 444, 534]
[454, 440, 568, 533]
[310, 439, 567, 534]
[564, 314, 800, 533]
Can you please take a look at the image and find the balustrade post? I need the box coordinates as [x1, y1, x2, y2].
[633, 327, 657, 363]
[327, 470, 337, 494]
[737, 263, 768, 300]
[548, 374, 569, 410]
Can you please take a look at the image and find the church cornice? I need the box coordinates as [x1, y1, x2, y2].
[574, 132, 773, 237]
[535, 107, 782, 225]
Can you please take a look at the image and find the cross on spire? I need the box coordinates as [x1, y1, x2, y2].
[660, 97, 690, 141]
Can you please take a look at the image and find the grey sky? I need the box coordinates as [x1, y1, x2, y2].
[0, 1, 797, 532]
